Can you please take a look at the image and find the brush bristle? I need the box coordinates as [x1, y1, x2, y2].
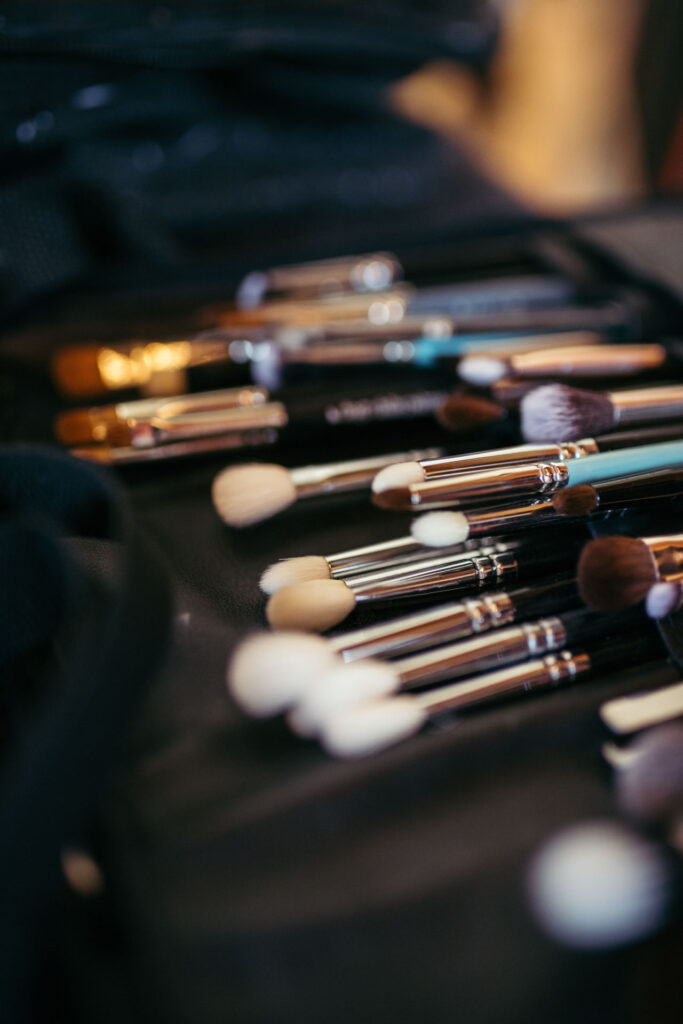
[226, 631, 336, 716]
[287, 659, 399, 737]
[521, 384, 614, 442]
[551, 485, 598, 517]
[578, 536, 656, 611]
[645, 582, 682, 620]
[457, 355, 508, 386]
[435, 393, 505, 434]
[320, 696, 427, 758]
[51, 346, 107, 397]
[212, 463, 297, 527]
[259, 556, 331, 595]
[372, 487, 411, 510]
[411, 511, 469, 546]
[266, 578, 357, 632]
[371, 461, 424, 493]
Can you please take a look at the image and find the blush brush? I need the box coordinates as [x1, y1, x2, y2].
[521, 383, 683, 442]
[578, 533, 683, 611]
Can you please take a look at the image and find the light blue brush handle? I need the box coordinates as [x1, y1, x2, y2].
[567, 439, 683, 485]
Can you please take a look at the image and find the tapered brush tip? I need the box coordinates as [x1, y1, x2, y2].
[212, 463, 297, 527]
[411, 511, 469, 546]
[226, 631, 336, 716]
[320, 696, 427, 758]
[551, 485, 598, 517]
[578, 536, 656, 611]
[457, 355, 508, 386]
[521, 384, 614, 442]
[259, 555, 331, 595]
[51, 345, 107, 397]
[435, 393, 506, 434]
[266, 578, 357, 632]
[371, 461, 424, 493]
[372, 487, 411, 511]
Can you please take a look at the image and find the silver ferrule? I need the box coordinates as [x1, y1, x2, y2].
[414, 649, 591, 717]
[511, 343, 666, 378]
[289, 447, 444, 499]
[128, 401, 289, 448]
[345, 541, 518, 589]
[326, 536, 484, 577]
[403, 461, 571, 509]
[420, 439, 599, 480]
[644, 534, 683, 582]
[348, 548, 520, 603]
[71, 426, 280, 464]
[114, 385, 269, 422]
[269, 252, 402, 294]
[463, 498, 560, 536]
[329, 591, 517, 662]
[394, 615, 568, 690]
[610, 385, 683, 427]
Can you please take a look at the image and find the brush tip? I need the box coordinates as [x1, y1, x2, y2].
[371, 487, 411, 511]
[551, 485, 598, 517]
[212, 463, 297, 527]
[287, 659, 399, 738]
[320, 696, 427, 758]
[578, 536, 656, 611]
[371, 461, 424, 493]
[457, 355, 508, 386]
[435, 393, 505, 434]
[410, 511, 469, 546]
[266, 578, 357, 632]
[259, 555, 331, 595]
[645, 582, 682, 620]
[520, 384, 614, 442]
[226, 631, 336, 716]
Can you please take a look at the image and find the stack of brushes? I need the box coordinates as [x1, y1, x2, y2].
[49, 248, 683, 760]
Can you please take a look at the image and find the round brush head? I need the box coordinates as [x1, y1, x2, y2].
[578, 536, 657, 611]
[551, 485, 598, 518]
[521, 384, 614, 442]
[435, 393, 506, 434]
[457, 355, 508, 387]
[287, 659, 399, 738]
[212, 463, 297, 527]
[411, 511, 469, 546]
[266, 578, 357, 632]
[226, 631, 336, 716]
[259, 556, 332, 595]
[371, 461, 424, 494]
[320, 696, 427, 758]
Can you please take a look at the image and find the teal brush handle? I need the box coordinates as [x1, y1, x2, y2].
[567, 439, 683, 485]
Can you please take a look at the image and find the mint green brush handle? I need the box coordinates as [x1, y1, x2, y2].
[567, 439, 683, 485]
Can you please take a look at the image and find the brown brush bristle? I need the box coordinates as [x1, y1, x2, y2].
[551, 485, 598, 517]
[578, 536, 656, 611]
[436, 393, 505, 434]
[51, 346, 107, 397]
[371, 487, 411, 510]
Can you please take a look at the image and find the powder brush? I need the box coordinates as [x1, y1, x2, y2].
[521, 383, 683, 442]
[578, 533, 683, 611]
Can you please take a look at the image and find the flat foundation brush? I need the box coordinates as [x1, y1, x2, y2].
[265, 537, 580, 632]
[210, 446, 443, 528]
[578, 532, 683, 611]
[521, 383, 683, 442]
[373, 439, 683, 512]
[319, 633, 662, 759]
[289, 607, 644, 737]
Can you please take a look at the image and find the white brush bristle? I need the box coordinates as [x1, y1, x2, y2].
[411, 511, 469, 547]
[372, 461, 424, 493]
[288, 659, 400, 737]
[212, 463, 297, 527]
[226, 631, 336, 716]
[645, 582, 682, 620]
[527, 820, 671, 949]
[266, 578, 357, 632]
[457, 355, 507, 386]
[321, 695, 427, 758]
[260, 556, 331, 595]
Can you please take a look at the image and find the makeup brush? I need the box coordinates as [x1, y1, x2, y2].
[372, 439, 683, 512]
[211, 446, 443, 528]
[578, 533, 683, 612]
[289, 606, 638, 738]
[319, 633, 661, 758]
[372, 424, 683, 493]
[265, 538, 580, 632]
[457, 343, 669, 387]
[236, 252, 403, 307]
[645, 582, 682, 619]
[601, 680, 683, 736]
[520, 383, 683, 442]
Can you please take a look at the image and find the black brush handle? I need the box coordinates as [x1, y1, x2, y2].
[516, 532, 588, 583]
[509, 578, 579, 620]
[592, 468, 683, 510]
[560, 605, 644, 646]
[282, 381, 449, 431]
[585, 628, 663, 675]
[595, 424, 683, 450]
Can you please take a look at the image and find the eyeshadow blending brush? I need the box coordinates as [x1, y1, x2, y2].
[457, 343, 671, 387]
[210, 446, 444, 528]
[371, 425, 683, 493]
[289, 607, 644, 738]
[265, 537, 580, 632]
[372, 440, 683, 512]
[521, 383, 683, 442]
[578, 533, 683, 612]
[320, 633, 662, 759]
